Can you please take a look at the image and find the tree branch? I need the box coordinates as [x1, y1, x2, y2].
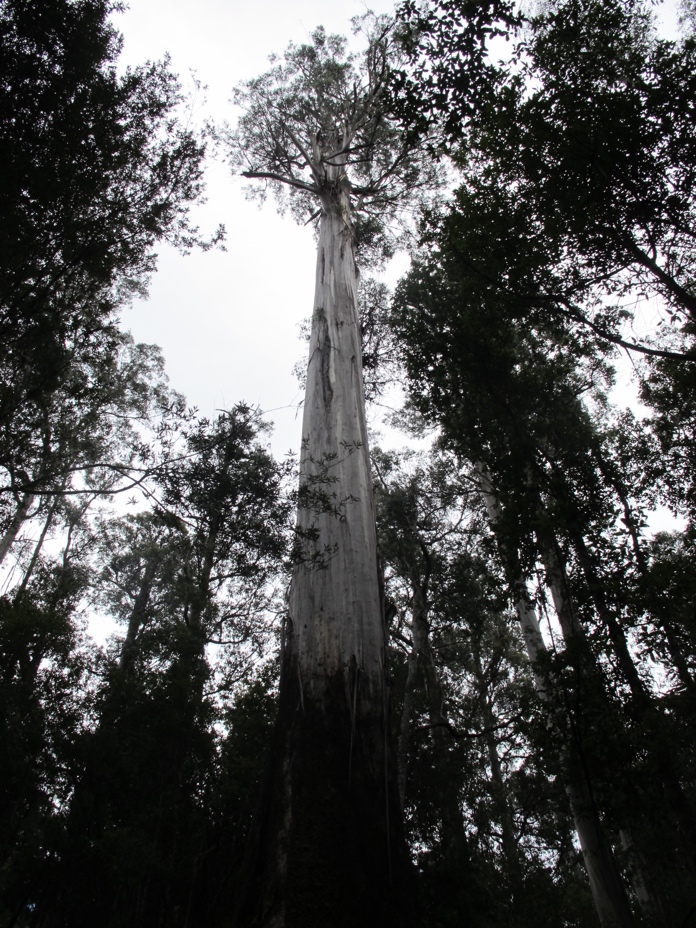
[241, 170, 317, 194]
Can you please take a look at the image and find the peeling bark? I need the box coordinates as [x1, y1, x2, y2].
[233, 175, 415, 927]
[289, 182, 383, 687]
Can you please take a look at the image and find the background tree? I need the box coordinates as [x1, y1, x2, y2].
[385, 4, 696, 923]
[5, 407, 289, 928]
[375, 446, 600, 928]
[0, 0, 222, 533]
[393, 0, 696, 360]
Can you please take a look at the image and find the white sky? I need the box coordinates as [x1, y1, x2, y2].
[116, 0, 404, 458]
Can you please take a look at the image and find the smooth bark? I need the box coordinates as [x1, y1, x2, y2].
[0, 492, 34, 566]
[233, 175, 414, 927]
[119, 558, 156, 674]
[477, 468, 637, 928]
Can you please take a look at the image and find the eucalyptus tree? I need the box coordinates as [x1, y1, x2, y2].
[0, 0, 220, 552]
[386, 1, 696, 921]
[374, 447, 597, 928]
[393, 0, 696, 366]
[392, 230, 696, 922]
[26, 407, 288, 928]
[225, 20, 437, 924]
[0, 332, 179, 580]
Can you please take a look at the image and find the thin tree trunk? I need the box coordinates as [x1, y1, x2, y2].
[596, 451, 695, 691]
[517, 595, 638, 928]
[233, 180, 414, 927]
[16, 499, 56, 593]
[394, 531, 468, 864]
[537, 517, 696, 923]
[119, 559, 157, 674]
[553, 508, 696, 882]
[562, 523, 651, 703]
[533, 522, 671, 924]
[397, 638, 419, 812]
[471, 644, 521, 882]
[477, 467, 637, 928]
[408, 572, 468, 864]
[618, 829, 662, 918]
[0, 492, 34, 565]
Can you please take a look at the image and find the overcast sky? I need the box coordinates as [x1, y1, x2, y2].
[115, 0, 406, 458]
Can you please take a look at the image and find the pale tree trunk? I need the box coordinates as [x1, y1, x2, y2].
[233, 179, 414, 927]
[0, 491, 34, 566]
[516, 596, 637, 928]
[477, 467, 637, 928]
[289, 185, 383, 685]
[536, 535, 583, 643]
[119, 559, 157, 674]
[470, 644, 522, 885]
[396, 562, 468, 865]
[618, 829, 660, 917]
[16, 499, 56, 594]
[538, 459, 696, 887]
[536, 511, 696, 907]
[17, 478, 73, 593]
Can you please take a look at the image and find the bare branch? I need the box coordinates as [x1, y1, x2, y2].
[241, 170, 317, 194]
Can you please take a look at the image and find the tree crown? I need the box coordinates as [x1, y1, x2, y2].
[224, 16, 439, 246]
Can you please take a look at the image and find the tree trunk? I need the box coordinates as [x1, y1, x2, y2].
[516, 597, 637, 928]
[600, 458, 695, 691]
[233, 181, 414, 927]
[405, 566, 468, 866]
[16, 498, 56, 593]
[471, 644, 521, 883]
[119, 559, 157, 674]
[397, 635, 419, 812]
[539, 491, 696, 888]
[477, 468, 637, 928]
[536, 520, 696, 924]
[0, 492, 34, 566]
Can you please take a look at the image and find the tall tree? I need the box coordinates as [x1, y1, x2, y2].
[392, 0, 696, 364]
[374, 447, 599, 927]
[224, 20, 436, 925]
[0, 0, 221, 528]
[391, 0, 696, 910]
[24, 408, 288, 928]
